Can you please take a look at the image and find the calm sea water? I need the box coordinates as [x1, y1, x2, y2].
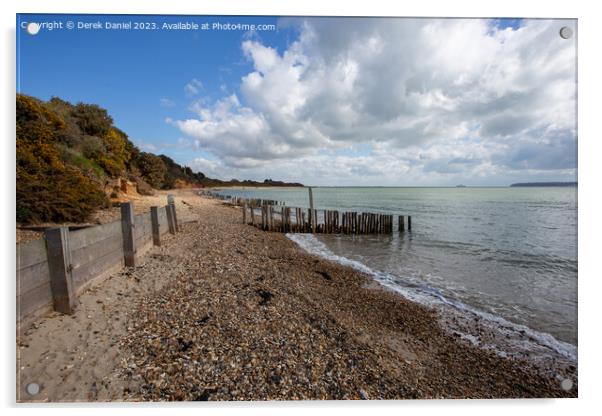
[215, 187, 578, 347]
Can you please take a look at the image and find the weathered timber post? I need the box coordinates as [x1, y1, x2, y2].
[269, 205, 274, 231]
[166, 204, 176, 235]
[399, 215, 405, 232]
[242, 202, 247, 224]
[308, 187, 315, 233]
[260, 204, 265, 230]
[45, 227, 77, 314]
[408, 215, 412, 231]
[121, 202, 137, 267]
[150, 206, 161, 246]
[334, 211, 339, 233]
[307, 209, 312, 233]
[293, 208, 298, 232]
[265, 205, 269, 230]
[167, 195, 179, 232]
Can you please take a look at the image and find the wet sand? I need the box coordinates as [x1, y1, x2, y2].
[16, 190, 577, 401]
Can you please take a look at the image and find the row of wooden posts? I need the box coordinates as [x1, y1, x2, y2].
[199, 190, 284, 207]
[241, 203, 411, 235]
[43, 196, 180, 315]
[201, 189, 412, 235]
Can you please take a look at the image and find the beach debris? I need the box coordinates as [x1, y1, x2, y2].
[358, 389, 369, 400]
[316, 270, 332, 281]
[256, 289, 274, 306]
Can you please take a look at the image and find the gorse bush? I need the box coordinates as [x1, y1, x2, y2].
[16, 95, 108, 223]
[98, 127, 131, 176]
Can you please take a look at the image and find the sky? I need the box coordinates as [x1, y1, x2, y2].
[17, 14, 577, 186]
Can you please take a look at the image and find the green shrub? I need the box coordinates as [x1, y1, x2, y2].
[136, 152, 167, 188]
[70, 102, 113, 137]
[16, 94, 108, 224]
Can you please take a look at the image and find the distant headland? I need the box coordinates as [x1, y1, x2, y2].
[510, 182, 577, 187]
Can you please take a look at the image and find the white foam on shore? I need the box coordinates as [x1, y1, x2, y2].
[286, 233, 577, 364]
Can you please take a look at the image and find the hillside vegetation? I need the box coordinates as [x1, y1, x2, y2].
[16, 94, 302, 224]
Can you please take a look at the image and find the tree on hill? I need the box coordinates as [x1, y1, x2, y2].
[71, 102, 113, 137]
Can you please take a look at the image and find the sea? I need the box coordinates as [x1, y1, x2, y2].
[214, 186, 577, 366]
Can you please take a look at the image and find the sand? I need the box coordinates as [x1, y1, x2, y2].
[16, 190, 577, 401]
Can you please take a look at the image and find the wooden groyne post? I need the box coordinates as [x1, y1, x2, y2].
[120, 202, 136, 267]
[45, 227, 77, 314]
[308, 187, 315, 233]
[166, 204, 176, 234]
[150, 206, 161, 246]
[397, 215, 412, 233]
[167, 195, 179, 232]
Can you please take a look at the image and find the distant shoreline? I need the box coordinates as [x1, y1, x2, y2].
[510, 182, 577, 187]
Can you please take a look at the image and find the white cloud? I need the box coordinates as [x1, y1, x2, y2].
[174, 18, 577, 185]
[184, 78, 203, 96]
[159, 98, 176, 107]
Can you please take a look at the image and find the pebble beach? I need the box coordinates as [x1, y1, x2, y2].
[16, 190, 577, 401]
